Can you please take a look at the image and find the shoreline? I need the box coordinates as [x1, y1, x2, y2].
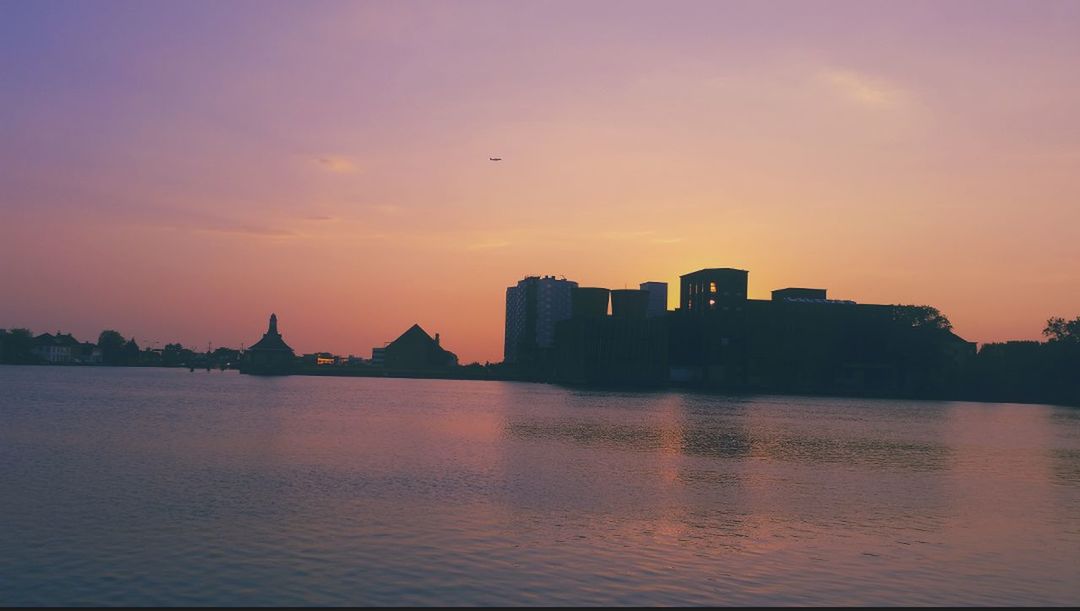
[3, 362, 1076, 409]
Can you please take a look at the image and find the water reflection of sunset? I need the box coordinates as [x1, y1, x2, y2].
[2, 370, 1079, 604]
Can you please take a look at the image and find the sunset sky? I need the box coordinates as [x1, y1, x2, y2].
[2, 0, 1079, 363]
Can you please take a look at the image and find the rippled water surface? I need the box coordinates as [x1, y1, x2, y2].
[2, 366, 1079, 606]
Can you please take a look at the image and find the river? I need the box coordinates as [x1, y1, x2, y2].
[1, 366, 1077, 605]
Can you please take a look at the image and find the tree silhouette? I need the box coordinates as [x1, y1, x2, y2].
[892, 305, 952, 332]
[0, 328, 35, 364]
[122, 338, 140, 365]
[1044, 316, 1080, 343]
[97, 330, 126, 365]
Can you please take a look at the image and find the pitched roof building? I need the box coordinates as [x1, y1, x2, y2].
[384, 324, 458, 371]
[32, 332, 81, 364]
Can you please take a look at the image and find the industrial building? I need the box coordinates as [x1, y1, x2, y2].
[670, 268, 975, 394]
[506, 265, 974, 395]
[554, 287, 667, 386]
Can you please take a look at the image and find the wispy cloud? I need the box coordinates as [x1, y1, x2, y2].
[467, 240, 511, 251]
[314, 156, 358, 174]
[145, 209, 302, 239]
[195, 224, 298, 238]
[154, 219, 300, 238]
[821, 68, 909, 109]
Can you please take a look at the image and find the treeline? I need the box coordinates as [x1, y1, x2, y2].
[962, 316, 1080, 406]
[95, 330, 141, 365]
[153, 343, 241, 368]
[0, 328, 240, 369]
[0, 329, 35, 364]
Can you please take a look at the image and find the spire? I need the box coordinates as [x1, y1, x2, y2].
[268, 313, 278, 335]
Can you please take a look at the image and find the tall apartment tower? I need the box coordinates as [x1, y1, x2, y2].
[504, 275, 578, 363]
[639, 282, 668, 318]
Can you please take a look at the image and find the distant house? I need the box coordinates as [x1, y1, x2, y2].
[370, 346, 387, 367]
[32, 333, 81, 364]
[383, 324, 458, 371]
[942, 330, 978, 364]
[301, 352, 338, 366]
[78, 342, 103, 364]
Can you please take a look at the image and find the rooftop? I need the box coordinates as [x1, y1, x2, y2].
[680, 268, 748, 278]
[248, 313, 294, 353]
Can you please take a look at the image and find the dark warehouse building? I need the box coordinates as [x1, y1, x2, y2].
[554, 286, 667, 386]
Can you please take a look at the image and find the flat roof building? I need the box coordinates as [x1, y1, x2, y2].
[772, 288, 828, 301]
[639, 282, 668, 318]
[680, 268, 748, 314]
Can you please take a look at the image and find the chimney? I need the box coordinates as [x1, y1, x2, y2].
[435, 333, 440, 346]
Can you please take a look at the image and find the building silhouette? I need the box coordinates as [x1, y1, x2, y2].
[771, 287, 829, 302]
[668, 267, 975, 394]
[371, 346, 386, 367]
[680, 268, 748, 313]
[31, 332, 81, 364]
[554, 285, 668, 386]
[241, 313, 295, 375]
[529, 265, 980, 395]
[639, 281, 668, 318]
[79, 341, 103, 364]
[382, 324, 458, 371]
[504, 275, 577, 364]
[571, 287, 610, 318]
[611, 289, 649, 319]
